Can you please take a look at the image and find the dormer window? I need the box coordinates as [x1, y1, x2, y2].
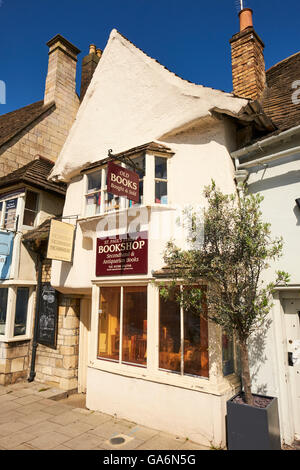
[84, 151, 170, 217]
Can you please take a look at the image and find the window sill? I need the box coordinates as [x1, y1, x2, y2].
[89, 357, 240, 396]
[79, 204, 177, 224]
[0, 335, 32, 343]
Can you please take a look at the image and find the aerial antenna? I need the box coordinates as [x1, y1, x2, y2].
[235, 0, 247, 12]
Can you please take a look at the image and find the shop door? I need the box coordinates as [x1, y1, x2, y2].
[283, 299, 300, 439]
[78, 298, 91, 394]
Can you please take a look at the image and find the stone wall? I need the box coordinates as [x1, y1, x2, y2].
[0, 341, 31, 385]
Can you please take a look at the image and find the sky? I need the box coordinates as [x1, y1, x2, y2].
[0, 0, 300, 114]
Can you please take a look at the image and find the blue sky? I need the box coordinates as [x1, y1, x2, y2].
[0, 0, 299, 114]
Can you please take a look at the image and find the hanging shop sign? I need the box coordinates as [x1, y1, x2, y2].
[47, 219, 75, 263]
[107, 162, 139, 203]
[96, 231, 148, 276]
[0, 231, 14, 279]
[37, 283, 58, 348]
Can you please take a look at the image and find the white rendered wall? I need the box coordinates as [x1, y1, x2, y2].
[86, 366, 233, 448]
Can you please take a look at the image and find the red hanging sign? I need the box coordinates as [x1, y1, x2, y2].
[107, 162, 139, 203]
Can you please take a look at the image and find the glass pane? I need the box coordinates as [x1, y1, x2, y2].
[184, 306, 209, 378]
[222, 332, 235, 376]
[4, 198, 17, 230]
[155, 181, 168, 204]
[98, 287, 121, 361]
[122, 286, 147, 366]
[85, 192, 101, 216]
[25, 191, 38, 211]
[155, 157, 167, 179]
[87, 171, 102, 193]
[132, 155, 145, 179]
[0, 288, 8, 335]
[23, 209, 36, 227]
[14, 287, 29, 336]
[159, 290, 181, 373]
[106, 193, 120, 212]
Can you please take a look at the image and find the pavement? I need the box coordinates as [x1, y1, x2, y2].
[0, 381, 210, 451]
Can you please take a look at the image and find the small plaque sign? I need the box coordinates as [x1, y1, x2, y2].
[47, 219, 75, 263]
[37, 283, 58, 348]
[107, 162, 139, 203]
[96, 231, 148, 276]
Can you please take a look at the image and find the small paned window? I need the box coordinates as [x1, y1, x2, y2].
[155, 157, 168, 204]
[14, 287, 29, 336]
[23, 191, 38, 227]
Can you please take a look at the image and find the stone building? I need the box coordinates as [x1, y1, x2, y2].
[0, 35, 86, 388]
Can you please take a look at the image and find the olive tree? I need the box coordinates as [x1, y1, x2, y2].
[161, 182, 289, 405]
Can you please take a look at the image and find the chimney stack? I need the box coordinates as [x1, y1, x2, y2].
[80, 44, 102, 101]
[230, 8, 266, 100]
[44, 34, 81, 106]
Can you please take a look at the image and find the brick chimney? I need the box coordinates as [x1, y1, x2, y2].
[80, 44, 102, 101]
[230, 8, 266, 100]
[44, 34, 81, 106]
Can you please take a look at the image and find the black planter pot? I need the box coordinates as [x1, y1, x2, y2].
[226, 393, 281, 450]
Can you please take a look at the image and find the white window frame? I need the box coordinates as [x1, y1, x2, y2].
[89, 282, 238, 395]
[0, 284, 35, 342]
[0, 187, 40, 232]
[97, 284, 148, 368]
[21, 189, 40, 230]
[83, 153, 171, 218]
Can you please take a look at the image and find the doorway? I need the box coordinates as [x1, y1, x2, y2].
[283, 298, 300, 439]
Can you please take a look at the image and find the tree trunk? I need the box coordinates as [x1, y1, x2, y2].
[239, 340, 254, 406]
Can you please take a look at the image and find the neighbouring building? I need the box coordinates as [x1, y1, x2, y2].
[48, 23, 277, 446]
[230, 9, 300, 445]
[0, 34, 87, 387]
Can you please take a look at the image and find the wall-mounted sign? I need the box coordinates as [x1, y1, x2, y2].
[96, 231, 148, 276]
[0, 231, 14, 279]
[37, 283, 58, 349]
[47, 219, 75, 262]
[107, 162, 139, 203]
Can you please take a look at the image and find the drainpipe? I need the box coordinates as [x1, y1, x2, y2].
[28, 252, 43, 382]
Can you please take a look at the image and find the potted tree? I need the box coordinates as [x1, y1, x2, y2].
[161, 182, 289, 450]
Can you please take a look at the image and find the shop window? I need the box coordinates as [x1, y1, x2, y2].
[98, 286, 147, 367]
[98, 287, 121, 361]
[0, 286, 32, 339]
[155, 157, 168, 204]
[159, 287, 209, 378]
[14, 287, 29, 336]
[222, 331, 235, 376]
[23, 191, 39, 227]
[122, 286, 147, 365]
[0, 288, 8, 335]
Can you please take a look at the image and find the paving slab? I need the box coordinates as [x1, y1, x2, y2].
[63, 432, 106, 450]
[0, 381, 210, 451]
[26, 431, 73, 450]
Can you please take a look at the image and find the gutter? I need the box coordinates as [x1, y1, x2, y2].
[231, 124, 300, 167]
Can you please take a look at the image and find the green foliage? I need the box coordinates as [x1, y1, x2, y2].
[162, 182, 290, 345]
